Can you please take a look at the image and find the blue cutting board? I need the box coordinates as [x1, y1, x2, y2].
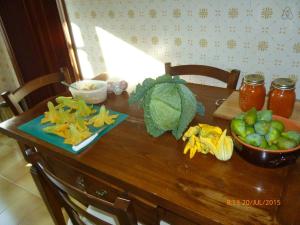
[18, 106, 128, 154]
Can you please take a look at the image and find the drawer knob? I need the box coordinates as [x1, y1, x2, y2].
[75, 176, 86, 190]
[96, 190, 108, 197]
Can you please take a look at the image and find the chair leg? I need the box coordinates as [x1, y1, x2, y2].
[30, 165, 67, 225]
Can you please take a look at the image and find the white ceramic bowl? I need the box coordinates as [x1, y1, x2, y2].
[69, 80, 107, 104]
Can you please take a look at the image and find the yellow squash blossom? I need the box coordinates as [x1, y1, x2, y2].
[64, 124, 92, 145]
[182, 126, 200, 141]
[183, 124, 234, 161]
[88, 105, 118, 128]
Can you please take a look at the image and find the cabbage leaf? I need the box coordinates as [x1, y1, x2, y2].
[129, 75, 205, 139]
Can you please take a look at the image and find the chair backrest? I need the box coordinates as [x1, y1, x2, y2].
[165, 62, 240, 89]
[36, 162, 138, 225]
[1, 67, 72, 116]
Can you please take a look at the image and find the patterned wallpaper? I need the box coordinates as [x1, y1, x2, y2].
[0, 32, 18, 97]
[65, 0, 300, 97]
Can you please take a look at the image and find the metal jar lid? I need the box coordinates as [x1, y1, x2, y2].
[243, 74, 265, 85]
[271, 78, 295, 90]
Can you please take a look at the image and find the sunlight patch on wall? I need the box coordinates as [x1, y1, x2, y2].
[95, 27, 164, 90]
[77, 49, 94, 79]
[71, 23, 84, 48]
[71, 23, 94, 79]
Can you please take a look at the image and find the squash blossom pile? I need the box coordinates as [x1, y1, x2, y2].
[41, 96, 118, 145]
[183, 124, 234, 161]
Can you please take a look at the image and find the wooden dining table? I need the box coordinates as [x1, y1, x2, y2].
[0, 84, 299, 225]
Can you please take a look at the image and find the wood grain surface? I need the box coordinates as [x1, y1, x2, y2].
[0, 84, 299, 225]
[213, 91, 300, 124]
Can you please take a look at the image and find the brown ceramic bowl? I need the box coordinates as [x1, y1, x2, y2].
[232, 115, 300, 168]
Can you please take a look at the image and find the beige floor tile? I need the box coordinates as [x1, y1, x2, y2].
[0, 140, 28, 182]
[0, 190, 53, 225]
[0, 177, 20, 213]
[0, 176, 53, 225]
[0, 139, 20, 160]
[0, 154, 28, 182]
[14, 171, 40, 197]
[20, 204, 54, 225]
[0, 135, 54, 225]
[0, 177, 35, 211]
[0, 134, 17, 146]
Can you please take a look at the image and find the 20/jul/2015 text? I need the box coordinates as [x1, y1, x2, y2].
[226, 199, 281, 206]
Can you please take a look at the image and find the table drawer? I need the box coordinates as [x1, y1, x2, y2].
[158, 208, 198, 225]
[45, 156, 159, 224]
[129, 193, 159, 225]
[46, 157, 123, 202]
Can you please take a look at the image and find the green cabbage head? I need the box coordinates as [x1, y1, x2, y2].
[128, 75, 205, 139]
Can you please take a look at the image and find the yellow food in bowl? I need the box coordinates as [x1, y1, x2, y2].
[79, 83, 97, 91]
[69, 80, 107, 104]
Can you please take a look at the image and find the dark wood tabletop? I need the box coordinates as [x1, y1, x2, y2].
[0, 84, 299, 225]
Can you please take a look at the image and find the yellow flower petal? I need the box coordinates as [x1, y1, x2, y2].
[189, 146, 197, 159]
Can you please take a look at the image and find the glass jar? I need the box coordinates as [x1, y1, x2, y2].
[267, 78, 296, 118]
[239, 74, 266, 111]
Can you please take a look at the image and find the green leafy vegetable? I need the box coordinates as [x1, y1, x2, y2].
[129, 75, 205, 139]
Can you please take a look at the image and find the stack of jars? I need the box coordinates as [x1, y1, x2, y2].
[239, 74, 296, 118]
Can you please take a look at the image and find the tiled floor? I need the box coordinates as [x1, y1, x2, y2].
[0, 133, 54, 225]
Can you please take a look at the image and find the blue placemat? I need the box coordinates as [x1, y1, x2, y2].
[18, 106, 128, 154]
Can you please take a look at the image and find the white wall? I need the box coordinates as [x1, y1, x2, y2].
[65, 0, 300, 97]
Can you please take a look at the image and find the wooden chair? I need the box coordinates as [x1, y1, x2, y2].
[36, 162, 138, 225]
[165, 62, 240, 89]
[25, 147, 169, 225]
[1, 67, 72, 116]
[1, 67, 72, 160]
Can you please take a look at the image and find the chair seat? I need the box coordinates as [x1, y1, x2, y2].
[68, 205, 170, 225]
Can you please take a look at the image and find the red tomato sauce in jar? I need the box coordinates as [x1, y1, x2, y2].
[239, 74, 266, 112]
[267, 78, 296, 118]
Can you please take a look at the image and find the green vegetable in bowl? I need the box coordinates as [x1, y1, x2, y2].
[231, 119, 246, 137]
[257, 110, 272, 122]
[277, 136, 297, 150]
[270, 120, 285, 133]
[265, 127, 280, 146]
[232, 107, 300, 151]
[254, 121, 270, 135]
[244, 108, 257, 125]
[245, 125, 255, 136]
[238, 135, 247, 143]
[281, 131, 300, 145]
[268, 144, 279, 150]
[128, 75, 205, 140]
[259, 136, 268, 148]
[245, 133, 262, 147]
[235, 113, 245, 120]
